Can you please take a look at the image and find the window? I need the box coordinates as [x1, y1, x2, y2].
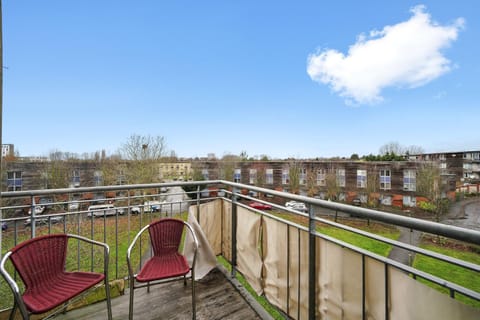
[336, 169, 345, 187]
[282, 169, 289, 185]
[7, 171, 22, 191]
[234, 168, 241, 183]
[117, 169, 127, 185]
[403, 169, 416, 191]
[300, 168, 307, 185]
[249, 169, 257, 184]
[316, 169, 326, 186]
[94, 171, 103, 186]
[72, 170, 80, 187]
[357, 169, 367, 188]
[380, 169, 391, 190]
[266, 169, 273, 184]
[403, 195, 416, 207]
[202, 169, 209, 180]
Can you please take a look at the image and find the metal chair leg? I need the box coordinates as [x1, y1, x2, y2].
[105, 278, 113, 320]
[8, 301, 17, 320]
[192, 269, 196, 319]
[129, 277, 135, 320]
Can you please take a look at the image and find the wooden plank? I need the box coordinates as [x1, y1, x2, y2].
[56, 268, 264, 320]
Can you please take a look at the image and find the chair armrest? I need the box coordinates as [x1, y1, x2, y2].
[184, 221, 199, 270]
[0, 251, 29, 316]
[126, 224, 150, 278]
[67, 234, 110, 278]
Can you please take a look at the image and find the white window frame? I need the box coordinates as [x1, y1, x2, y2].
[249, 169, 257, 184]
[403, 169, 416, 191]
[380, 169, 391, 190]
[234, 168, 241, 183]
[94, 170, 103, 186]
[300, 168, 307, 185]
[316, 169, 326, 186]
[357, 169, 367, 188]
[336, 168, 345, 187]
[72, 169, 81, 187]
[7, 171, 22, 191]
[202, 169, 209, 180]
[266, 168, 273, 184]
[282, 169, 289, 185]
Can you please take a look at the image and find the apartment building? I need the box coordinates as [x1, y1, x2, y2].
[5, 150, 479, 208]
[409, 150, 480, 184]
[194, 159, 456, 208]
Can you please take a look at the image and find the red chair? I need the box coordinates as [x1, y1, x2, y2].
[127, 218, 198, 319]
[0, 234, 112, 320]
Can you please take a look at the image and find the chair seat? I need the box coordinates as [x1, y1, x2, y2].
[23, 271, 105, 314]
[136, 252, 190, 282]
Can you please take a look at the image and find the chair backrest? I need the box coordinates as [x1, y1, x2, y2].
[9, 234, 68, 291]
[148, 219, 185, 256]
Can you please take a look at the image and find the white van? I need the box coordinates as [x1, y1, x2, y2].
[87, 204, 124, 217]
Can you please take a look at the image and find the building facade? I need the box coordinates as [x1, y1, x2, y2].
[4, 150, 479, 209]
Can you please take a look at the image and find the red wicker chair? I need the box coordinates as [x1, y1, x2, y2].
[127, 218, 198, 320]
[0, 234, 112, 320]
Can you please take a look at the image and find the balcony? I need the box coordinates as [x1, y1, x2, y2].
[1, 181, 479, 319]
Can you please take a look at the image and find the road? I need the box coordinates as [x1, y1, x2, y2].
[388, 198, 480, 265]
[442, 198, 480, 231]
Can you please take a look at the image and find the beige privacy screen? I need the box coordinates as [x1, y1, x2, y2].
[195, 200, 480, 319]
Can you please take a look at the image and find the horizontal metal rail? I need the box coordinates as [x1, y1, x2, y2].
[1, 180, 479, 318]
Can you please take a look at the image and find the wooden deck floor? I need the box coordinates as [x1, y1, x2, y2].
[55, 267, 270, 320]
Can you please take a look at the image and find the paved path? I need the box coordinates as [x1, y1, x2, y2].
[388, 197, 480, 266]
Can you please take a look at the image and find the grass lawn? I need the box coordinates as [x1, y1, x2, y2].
[273, 211, 401, 257]
[413, 235, 480, 308]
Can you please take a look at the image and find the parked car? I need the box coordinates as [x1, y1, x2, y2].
[285, 201, 308, 212]
[28, 205, 45, 215]
[24, 215, 64, 227]
[68, 201, 80, 211]
[130, 206, 141, 214]
[144, 201, 164, 212]
[352, 198, 361, 206]
[248, 202, 272, 210]
[87, 204, 124, 217]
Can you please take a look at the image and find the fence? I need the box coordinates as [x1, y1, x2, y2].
[1, 180, 480, 319]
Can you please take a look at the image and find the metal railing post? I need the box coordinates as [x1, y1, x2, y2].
[308, 203, 316, 319]
[30, 196, 36, 238]
[231, 187, 238, 277]
[196, 185, 201, 222]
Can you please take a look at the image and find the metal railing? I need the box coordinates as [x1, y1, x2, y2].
[0, 180, 479, 319]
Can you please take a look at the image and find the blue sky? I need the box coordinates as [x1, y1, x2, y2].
[3, 1, 479, 159]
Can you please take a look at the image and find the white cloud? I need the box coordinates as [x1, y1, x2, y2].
[307, 5, 465, 105]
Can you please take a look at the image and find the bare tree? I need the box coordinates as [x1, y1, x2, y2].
[251, 162, 266, 187]
[306, 167, 318, 197]
[288, 160, 301, 194]
[366, 165, 379, 207]
[379, 142, 404, 156]
[118, 134, 169, 184]
[325, 168, 339, 201]
[39, 152, 70, 189]
[416, 162, 446, 221]
[405, 145, 425, 156]
[379, 142, 424, 157]
[119, 134, 167, 161]
[219, 154, 240, 181]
